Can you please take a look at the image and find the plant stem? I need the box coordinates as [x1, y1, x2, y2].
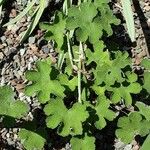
[78, 42, 82, 103]
[58, 0, 72, 71]
[63, 0, 72, 14]
[57, 52, 65, 71]
[67, 32, 74, 68]
[78, 0, 81, 5]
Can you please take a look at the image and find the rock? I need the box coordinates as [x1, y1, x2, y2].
[124, 144, 132, 150]
[0, 52, 4, 60]
[6, 38, 13, 45]
[14, 133, 18, 140]
[21, 0, 28, 6]
[0, 76, 5, 86]
[114, 140, 126, 149]
[28, 37, 36, 44]
[7, 24, 14, 31]
[65, 143, 71, 150]
[33, 55, 38, 61]
[145, 11, 150, 18]
[27, 16, 32, 22]
[1, 36, 6, 42]
[11, 24, 19, 33]
[13, 70, 21, 79]
[144, 5, 150, 11]
[35, 0, 40, 4]
[147, 18, 150, 27]
[20, 17, 26, 23]
[20, 48, 26, 56]
[41, 45, 50, 54]
[6, 133, 10, 138]
[0, 44, 4, 49]
[7, 138, 15, 145]
[9, 9, 17, 18]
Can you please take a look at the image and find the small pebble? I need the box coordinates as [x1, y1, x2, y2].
[28, 37, 36, 44]
[114, 140, 126, 149]
[20, 48, 26, 56]
[1, 36, 6, 42]
[124, 144, 132, 150]
[0, 44, 4, 49]
[7, 138, 15, 145]
[0, 52, 4, 59]
[42, 45, 50, 54]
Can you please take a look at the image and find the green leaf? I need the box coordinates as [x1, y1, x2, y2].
[67, 2, 97, 30]
[116, 112, 150, 143]
[86, 41, 106, 65]
[98, 4, 120, 36]
[66, 2, 101, 43]
[92, 85, 105, 96]
[95, 52, 131, 85]
[19, 129, 46, 150]
[143, 72, 150, 93]
[141, 59, 150, 70]
[66, 1, 119, 43]
[94, 95, 116, 129]
[141, 134, 150, 150]
[112, 51, 131, 69]
[71, 134, 95, 150]
[44, 99, 89, 136]
[94, 0, 109, 8]
[136, 102, 150, 121]
[121, 0, 135, 42]
[25, 60, 65, 103]
[0, 86, 29, 118]
[40, 11, 66, 49]
[110, 82, 142, 106]
[58, 74, 77, 91]
[126, 72, 138, 83]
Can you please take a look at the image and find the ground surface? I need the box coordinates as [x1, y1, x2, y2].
[0, 0, 150, 149]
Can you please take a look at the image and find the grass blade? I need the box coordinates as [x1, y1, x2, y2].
[3, 0, 36, 26]
[0, 0, 4, 5]
[121, 0, 135, 42]
[20, 0, 48, 43]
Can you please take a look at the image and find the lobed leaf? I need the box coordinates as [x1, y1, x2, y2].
[140, 58, 150, 93]
[110, 82, 142, 106]
[116, 112, 150, 143]
[143, 72, 150, 93]
[58, 74, 77, 91]
[40, 11, 66, 49]
[71, 134, 95, 150]
[95, 52, 131, 86]
[25, 60, 65, 103]
[136, 102, 150, 121]
[19, 129, 46, 150]
[94, 95, 116, 129]
[141, 134, 150, 150]
[44, 99, 89, 136]
[67, 2, 100, 43]
[0, 86, 29, 118]
[141, 59, 150, 70]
